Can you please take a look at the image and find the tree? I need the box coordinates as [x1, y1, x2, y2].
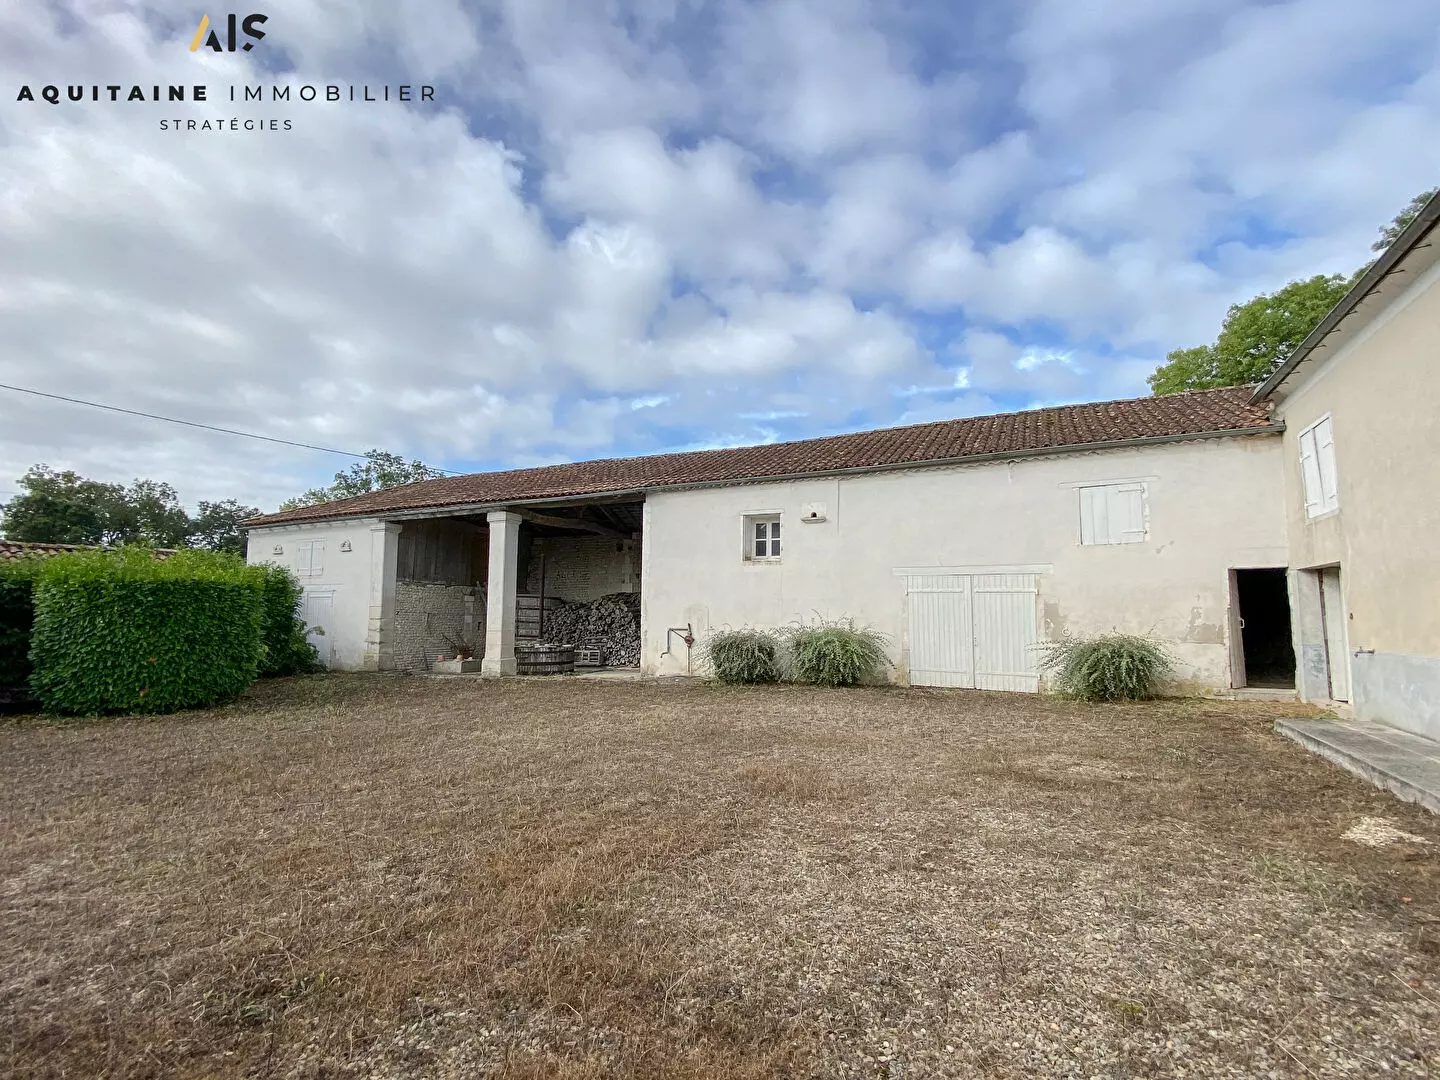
[190, 499, 262, 555]
[0, 465, 250, 550]
[279, 449, 444, 511]
[111, 478, 193, 548]
[1150, 189, 1437, 394]
[1148, 274, 1353, 394]
[1373, 188, 1437, 252]
[0, 466, 125, 545]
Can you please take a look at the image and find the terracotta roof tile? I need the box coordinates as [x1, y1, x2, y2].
[247, 386, 1276, 527]
[0, 540, 97, 561]
[0, 541, 176, 561]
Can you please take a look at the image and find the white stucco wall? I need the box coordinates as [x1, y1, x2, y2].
[246, 518, 394, 671]
[1269, 251, 1440, 733]
[641, 435, 1288, 689]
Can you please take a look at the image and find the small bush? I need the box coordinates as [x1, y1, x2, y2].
[255, 563, 322, 677]
[29, 547, 265, 715]
[703, 628, 780, 684]
[1036, 633, 1172, 701]
[0, 558, 43, 690]
[784, 620, 890, 687]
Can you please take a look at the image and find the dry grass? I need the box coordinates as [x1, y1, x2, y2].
[3, 675, 1440, 1078]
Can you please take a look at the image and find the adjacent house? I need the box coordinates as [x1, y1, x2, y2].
[1249, 192, 1440, 739]
[245, 386, 1290, 693]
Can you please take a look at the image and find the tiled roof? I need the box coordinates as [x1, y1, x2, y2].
[247, 385, 1276, 527]
[0, 541, 176, 561]
[0, 540, 96, 561]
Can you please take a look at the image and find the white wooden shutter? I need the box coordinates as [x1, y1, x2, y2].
[1114, 483, 1147, 543]
[296, 541, 313, 578]
[1314, 417, 1338, 513]
[1299, 423, 1328, 518]
[309, 540, 325, 578]
[1079, 486, 1105, 545]
[1079, 483, 1146, 545]
[1298, 428, 1321, 515]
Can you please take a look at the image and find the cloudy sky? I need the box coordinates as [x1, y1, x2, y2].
[2, 0, 1438, 512]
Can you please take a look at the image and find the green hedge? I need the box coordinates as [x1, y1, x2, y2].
[256, 563, 322, 677]
[29, 547, 265, 715]
[0, 558, 43, 690]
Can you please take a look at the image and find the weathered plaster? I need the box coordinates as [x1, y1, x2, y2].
[641, 436, 1287, 689]
[1352, 652, 1440, 741]
[1271, 256, 1440, 726]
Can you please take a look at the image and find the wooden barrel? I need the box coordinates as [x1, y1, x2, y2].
[515, 643, 575, 676]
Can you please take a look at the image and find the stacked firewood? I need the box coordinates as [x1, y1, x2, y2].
[543, 592, 642, 666]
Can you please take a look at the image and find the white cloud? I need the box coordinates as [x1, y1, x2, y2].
[545, 128, 803, 285]
[714, 0, 974, 161]
[2, 0, 1440, 516]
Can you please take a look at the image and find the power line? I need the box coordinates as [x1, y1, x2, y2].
[0, 382, 462, 475]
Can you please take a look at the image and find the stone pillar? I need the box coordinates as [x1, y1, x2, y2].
[363, 521, 401, 671]
[481, 510, 522, 676]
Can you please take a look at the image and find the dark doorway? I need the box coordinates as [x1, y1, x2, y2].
[1235, 569, 1295, 688]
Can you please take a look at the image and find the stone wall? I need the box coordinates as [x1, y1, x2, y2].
[524, 536, 639, 603]
[393, 581, 483, 672]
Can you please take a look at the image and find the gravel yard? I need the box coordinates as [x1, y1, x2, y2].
[4, 675, 1440, 1078]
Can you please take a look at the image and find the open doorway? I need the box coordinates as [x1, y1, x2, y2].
[1230, 569, 1295, 688]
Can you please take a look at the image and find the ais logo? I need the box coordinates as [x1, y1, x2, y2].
[189, 13, 268, 53]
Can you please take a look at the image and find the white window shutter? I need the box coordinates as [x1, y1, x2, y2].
[1080, 483, 1146, 545]
[310, 540, 325, 578]
[1299, 427, 1324, 517]
[296, 541, 312, 577]
[1314, 417, 1338, 512]
[1115, 483, 1147, 543]
[1079, 486, 1103, 545]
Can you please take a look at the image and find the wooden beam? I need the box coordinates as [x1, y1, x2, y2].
[513, 509, 628, 540]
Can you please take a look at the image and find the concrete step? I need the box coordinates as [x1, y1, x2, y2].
[1211, 687, 1300, 701]
[1276, 717, 1440, 815]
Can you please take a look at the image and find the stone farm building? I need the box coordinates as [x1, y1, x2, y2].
[245, 195, 1440, 743]
[247, 386, 1283, 690]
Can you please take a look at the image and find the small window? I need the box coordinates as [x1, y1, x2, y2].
[1079, 482, 1147, 546]
[296, 539, 326, 578]
[1298, 415, 1339, 518]
[743, 515, 781, 561]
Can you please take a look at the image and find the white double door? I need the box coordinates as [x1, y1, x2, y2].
[905, 572, 1041, 692]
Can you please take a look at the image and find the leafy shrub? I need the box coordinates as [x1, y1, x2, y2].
[703, 628, 781, 684]
[784, 620, 890, 687]
[29, 547, 265, 715]
[1036, 633, 1173, 701]
[0, 557, 43, 690]
[255, 563, 322, 677]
